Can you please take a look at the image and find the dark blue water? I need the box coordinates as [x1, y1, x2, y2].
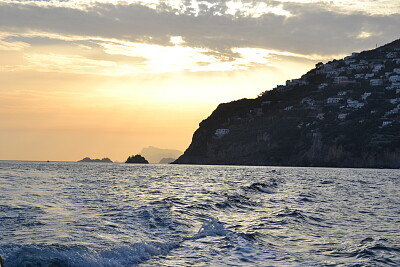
[0, 161, 399, 266]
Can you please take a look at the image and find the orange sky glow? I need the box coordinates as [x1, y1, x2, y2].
[0, 0, 398, 161]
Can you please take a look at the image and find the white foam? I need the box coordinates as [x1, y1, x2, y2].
[192, 217, 227, 239]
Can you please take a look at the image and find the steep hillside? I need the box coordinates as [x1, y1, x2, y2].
[174, 39, 400, 168]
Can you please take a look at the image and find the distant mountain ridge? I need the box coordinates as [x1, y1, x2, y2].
[159, 158, 176, 164]
[139, 146, 182, 163]
[174, 39, 400, 168]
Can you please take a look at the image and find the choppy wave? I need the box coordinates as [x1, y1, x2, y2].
[1, 217, 244, 267]
[192, 217, 227, 239]
[1, 242, 178, 267]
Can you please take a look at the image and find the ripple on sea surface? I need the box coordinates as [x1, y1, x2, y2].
[0, 162, 399, 266]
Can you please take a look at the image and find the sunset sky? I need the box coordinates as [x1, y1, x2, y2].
[1, 0, 399, 162]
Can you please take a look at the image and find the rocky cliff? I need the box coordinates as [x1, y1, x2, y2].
[174, 39, 400, 168]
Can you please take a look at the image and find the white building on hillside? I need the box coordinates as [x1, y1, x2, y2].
[334, 76, 348, 83]
[361, 92, 372, 100]
[370, 79, 383, 86]
[347, 100, 364, 109]
[389, 75, 400, 82]
[318, 83, 329, 89]
[327, 97, 342, 104]
[382, 121, 392, 127]
[215, 129, 230, 137]
[392, 82, 400, 89]
[372, 64, 385, 73]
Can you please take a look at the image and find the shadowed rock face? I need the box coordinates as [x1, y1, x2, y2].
[174, 39, 400, 168]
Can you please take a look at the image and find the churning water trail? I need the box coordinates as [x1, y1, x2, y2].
[0, 161, 399, 266]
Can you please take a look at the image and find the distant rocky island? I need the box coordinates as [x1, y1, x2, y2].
[125, 155, 149, 164]
[174, 39, 400, 168]
[78, 157, 113, 163]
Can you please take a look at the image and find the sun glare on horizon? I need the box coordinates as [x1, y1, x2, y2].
[0, 0, 398, 161]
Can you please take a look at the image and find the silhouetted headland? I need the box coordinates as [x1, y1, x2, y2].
[174, 39, 400, 168]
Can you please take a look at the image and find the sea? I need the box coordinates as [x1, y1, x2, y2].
[0, 161, 399, 267]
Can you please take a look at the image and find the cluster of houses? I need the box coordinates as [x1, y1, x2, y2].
[271, 49, 400, 128]
[282, 51, 400, 92]
[318, 52, 400, 90]
[215, 128, 230, 138]
[215, 47, 400, 138]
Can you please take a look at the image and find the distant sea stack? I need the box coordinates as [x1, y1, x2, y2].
[174, 39, 400, 168]
[78, 157, 113, 163]
[125, 155, 149, 164]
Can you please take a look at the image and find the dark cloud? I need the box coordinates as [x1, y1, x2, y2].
[0, 1, 398, 58]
